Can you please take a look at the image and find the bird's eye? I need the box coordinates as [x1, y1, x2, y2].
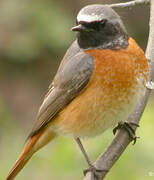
[99, 19, 107, 28]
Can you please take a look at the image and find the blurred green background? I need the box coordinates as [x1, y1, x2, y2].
[0, 0, 153, 179]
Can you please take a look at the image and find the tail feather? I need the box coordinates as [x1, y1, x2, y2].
[6, 132, 43, 180]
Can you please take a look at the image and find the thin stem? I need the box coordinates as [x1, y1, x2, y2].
[110, 0, 150, 8]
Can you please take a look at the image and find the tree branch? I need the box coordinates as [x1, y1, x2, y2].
[84, 0, 154, 180]
[110, 0, 150, 8]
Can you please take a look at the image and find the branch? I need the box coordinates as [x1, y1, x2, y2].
[110, 0, 150, 8]
[84, 0, 154, 180]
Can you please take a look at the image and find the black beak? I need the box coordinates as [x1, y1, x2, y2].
[71, 24, 86, 32]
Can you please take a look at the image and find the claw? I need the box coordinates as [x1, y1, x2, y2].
[113, 122, 123, 135]
[83, 164, 108, 179]
[113, 121, 139, 144]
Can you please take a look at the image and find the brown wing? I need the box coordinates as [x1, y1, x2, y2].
[28, 42, 94, 138]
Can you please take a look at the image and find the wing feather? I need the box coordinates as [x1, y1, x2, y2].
[28, 42, 94, 138]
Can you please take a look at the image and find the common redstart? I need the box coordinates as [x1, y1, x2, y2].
[6, 4, 149, 180]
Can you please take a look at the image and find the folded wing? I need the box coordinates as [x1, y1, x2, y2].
[28, 42, 94, 138]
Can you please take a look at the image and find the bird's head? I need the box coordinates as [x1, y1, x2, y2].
[72, 5, 128, 49]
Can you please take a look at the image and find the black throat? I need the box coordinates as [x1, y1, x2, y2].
[77, 22, 129, 50]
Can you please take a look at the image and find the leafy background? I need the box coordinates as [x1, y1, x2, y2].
[0, 0, 153, 180]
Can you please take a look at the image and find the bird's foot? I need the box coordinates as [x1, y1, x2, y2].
[113, 121, 139, 144]
[83, 164, 108, 179]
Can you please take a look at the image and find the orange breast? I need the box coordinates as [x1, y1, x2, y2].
[50, 38, 149, 137]
[85, 38, 148, 102]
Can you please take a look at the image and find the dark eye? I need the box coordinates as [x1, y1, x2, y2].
[78, 20, 107, 32]
[99, 19, 107, 28]
[87, 20, 107, 31]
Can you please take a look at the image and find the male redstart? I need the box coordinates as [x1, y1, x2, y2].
[6, 4, 149, 180]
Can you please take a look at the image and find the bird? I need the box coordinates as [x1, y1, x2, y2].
[6, 4, 149, 180]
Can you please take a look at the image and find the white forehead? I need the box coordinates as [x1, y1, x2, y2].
[77, 13, 102, 23]
[76, 4, 119, 23]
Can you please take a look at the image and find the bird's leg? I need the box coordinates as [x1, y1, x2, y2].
[75, 137, 92, 167]
[75, 137, 107, 178]
[113, 121, 139, 144]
